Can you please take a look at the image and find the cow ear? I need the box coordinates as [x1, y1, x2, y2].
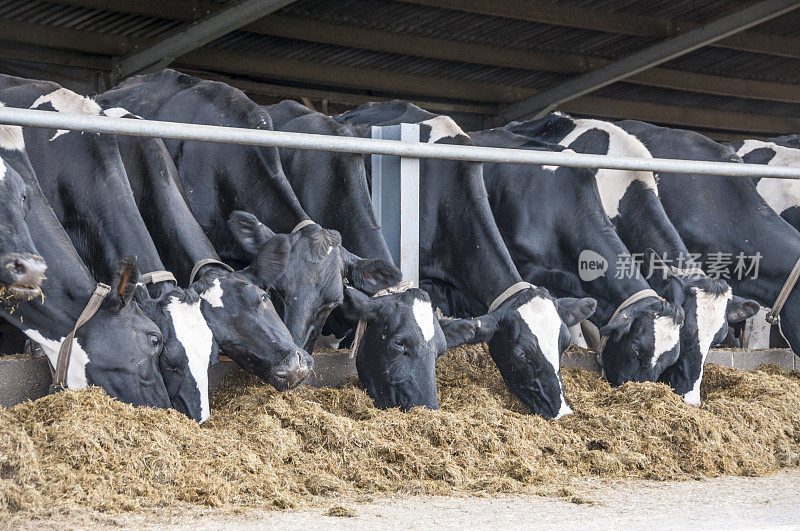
[438, 313, 502, 351]
[252, 235, 291, 287]
[341, 286, 380, 321]
[341, 248, 402, 295]
[727, 296, 760, 323]
[110, 257, 140, 308]
[228, 211, 275, 255]
[658, 275, 686, 308]
[599, 310, 634, 342]
[555, 297, 597, 327]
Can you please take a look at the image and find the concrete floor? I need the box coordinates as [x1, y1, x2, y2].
[13, 469, 798, 530]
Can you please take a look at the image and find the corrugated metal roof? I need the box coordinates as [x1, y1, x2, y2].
[0, 0, 797, 135]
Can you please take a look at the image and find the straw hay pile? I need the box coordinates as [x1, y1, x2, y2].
[2, 344, 800, 520]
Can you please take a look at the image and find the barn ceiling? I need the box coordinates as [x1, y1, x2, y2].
[0, 0, 799, 139]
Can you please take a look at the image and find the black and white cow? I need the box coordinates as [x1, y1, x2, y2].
[260, 101, 539, 411]
[616, 120, 792, 360]
[0, 103, 46, 293]
[337, 101, 597, 419]
[0, 76, 224, 421]
[100, 111, 312, 397]
[471, 127, 684, 385]
[263, 100, 394, 348]
[731, 138, 800, 231]
[508, 114, 758, 404]
[0, 133, 170, 407]
[100, 70, 400, 354]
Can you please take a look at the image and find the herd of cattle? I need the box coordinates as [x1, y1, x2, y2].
[1, 69, 799, 423]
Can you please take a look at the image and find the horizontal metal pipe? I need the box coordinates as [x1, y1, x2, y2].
[2, 106, 800, 179]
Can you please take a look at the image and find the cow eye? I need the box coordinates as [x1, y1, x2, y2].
[392, 337, 404, 350]
[260, 293, 269, 304]
[148, 333, 162, 350]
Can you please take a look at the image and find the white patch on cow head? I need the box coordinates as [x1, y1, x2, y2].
[0, 103, 25, 151]
[24, 329, 89, 389]
[516, 296, 572, 419]
[558, 119, 656, 219]
[167, 297, 213, 422]
[737, 140, 800, 216]
[200, 278, 224, 308]
[102, 106, 137, 119]
[31, 88, 102, 141]
[684, 286, 732, 406]
[421, 115, 468, 144]
[412, 298, 435, 342]
[651, 316, 681, 368]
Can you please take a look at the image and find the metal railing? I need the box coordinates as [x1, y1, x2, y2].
[1, 106, 799, 179]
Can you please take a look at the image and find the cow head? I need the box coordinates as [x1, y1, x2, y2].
[344, 286, 445, 410]
[133, 283, 216, 423]
[461, 288, 596, 419]
[644, 254, 759, 404]
[599, 276, 685, 385]
[71, 258, 171, 408]
[0, 155, 45, 297]
[191, 264, 313, 392]
[228, 211, 401, 353]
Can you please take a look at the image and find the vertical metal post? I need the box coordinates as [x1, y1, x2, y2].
[370, 124, 420, 286]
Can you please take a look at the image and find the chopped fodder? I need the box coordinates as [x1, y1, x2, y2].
[2, 344, 800, 520]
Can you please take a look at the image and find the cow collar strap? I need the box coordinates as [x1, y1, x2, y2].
[188, 259, 234, 286]
[349, 280, 415, 358]
[488, 282, 535, 314]
[140, 270, 177, 285]
[49, 282, 111, 392]
[598, 288, 660, 355]
[766, 255, 800, 325]
[291, 219, 317, 233]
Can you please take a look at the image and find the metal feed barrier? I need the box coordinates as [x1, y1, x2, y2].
[0, 106, 798, 405]
[2, 106, 800, 283]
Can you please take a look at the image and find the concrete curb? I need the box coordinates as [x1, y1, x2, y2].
[2, 348, 796, 408]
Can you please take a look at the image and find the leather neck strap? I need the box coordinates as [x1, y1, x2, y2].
[49, 282, 111, 392]
[139, 270, 177, 285]
[488, 282, 535, 314]
[767, 255, 800, 325]
[189, 259, 234, 286]
[292, 219, 317, 233]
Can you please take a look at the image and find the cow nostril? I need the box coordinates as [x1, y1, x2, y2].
[13, 260, 25, 274]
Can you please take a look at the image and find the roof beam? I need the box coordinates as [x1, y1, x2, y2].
[398, 0, 800, 59]
[499, 0, 800, 123]
[113, 0, 297, 79]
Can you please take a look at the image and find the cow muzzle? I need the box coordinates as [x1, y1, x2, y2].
[0, 253, 46, 296]
[271, 349, 313, 390]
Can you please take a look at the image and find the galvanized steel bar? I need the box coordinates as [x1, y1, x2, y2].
[2, 106, 800, 179]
